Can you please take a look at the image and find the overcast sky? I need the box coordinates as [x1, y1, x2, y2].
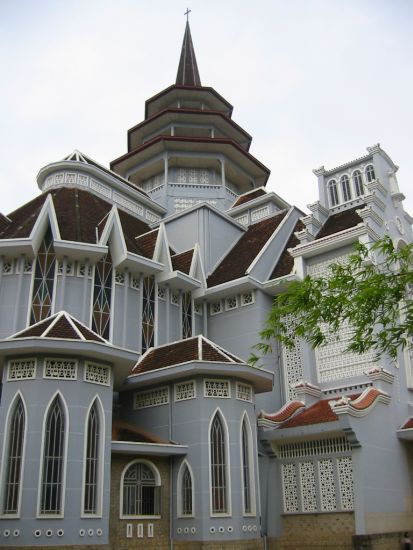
[1, 0, 412, 217]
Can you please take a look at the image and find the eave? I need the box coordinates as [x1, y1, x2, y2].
[156, 270, 202, 291]
[112, 441, 188, 456]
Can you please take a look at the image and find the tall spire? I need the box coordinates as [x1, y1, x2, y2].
[176, 21, 201, 87]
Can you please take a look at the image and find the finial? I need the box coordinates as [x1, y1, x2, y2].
[184, 8, 191, 22]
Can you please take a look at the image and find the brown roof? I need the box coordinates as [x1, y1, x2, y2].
[316, 206, 363, 239]
[270, 220, 304, 279]
[401, 417, 413, 430]
[135, 229, 159, 259]
[171, 249, 194, 274]
[112, 419, 170, 444]
[231, 188, 267, 208]
[131, 335, 244, 376]
[207, 212, 287, 287]
[11, 311, 106, 343]
[260, 401, 305, 424]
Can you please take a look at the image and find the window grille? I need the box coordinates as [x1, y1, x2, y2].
[225, 296, 238, 311]
[251, 206, 270, 222]
[40, 396, 65, 515]
[157, 286, 166, 300]
[141, 276, 155, 353]
[65, 173, 76, 184]
[340, 175, 352, 202]
[328, 180, 339, 206]
[241, 292, 254, 306]
[83, 401, 100, 515]
[365, 164, 376, 183]
[122, 462, 161, 516]
[84, 363, 111, 386]
[194, 302, 203, 315]
[134, 387, 169, 409]
[78, 264, 93, 278]
[204, 379, 230, 398]
[353, 170, 364, 197]
[3, 397, 25, 514]
[44, 359, 77, 380]
[130, 276, 140, 290]
[91, 252, 113, 340]
[175, 381, 196, 401]
[281, 463, 299, 513]
[210, 414, 228, 514]
[115, 271, 125, 285]
[337, 457, 354, 510]
[282, 313, 304, 400]
[182, 292, 192, 339]
[23, 260, 33, 274]
[241, 420, 252, 514]
[57, 262, 74, 276]
[236, 382, 252, 402]
[2, 260, 14, 274]
[181, 465, 193, 516]
[171, 291, 179, 306]
[299, 462, 317, 512]
[318, 459, 337, 511]
[279, 437, 351, 459]
[8, 359, 36, 381]
[210, 301, 222, 315]
[235, 214, 249, 226]
[30, 227, 56, 324]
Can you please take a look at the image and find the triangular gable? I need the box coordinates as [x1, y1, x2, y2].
[29, 194, 61, 253]
[189, 243, 206, 287]
[153, 223, 173, 271]
[97, 206, 127, 266]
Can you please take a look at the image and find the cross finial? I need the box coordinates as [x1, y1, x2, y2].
[184, 8, 191, 22]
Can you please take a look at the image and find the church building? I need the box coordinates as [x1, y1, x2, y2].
[0, 21, 412, 550]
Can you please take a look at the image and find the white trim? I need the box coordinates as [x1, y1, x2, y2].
[174, 380, 197, 402]
[239, 412, 256, 517]
[43, 357, 78, 380]
[119, 459, 161, 519]
[36, 391, 69, 518]
[7, 358, 37, 381]
[208, 407, 232, 517]
[204, 378, 231, 398]
[0, 391, 28, 518]
[84, 361, 111, 387]
[81, 396, 105, 518]
[176, 459, 195, 518]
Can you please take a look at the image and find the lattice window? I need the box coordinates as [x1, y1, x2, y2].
[194, 302, 203, 315]
[204, 379, 230, 398]
[225, 296, 238, 311]
[130, 276, 140, 290]
[236, 382, 253, 402]
[44, 359, 77, 380]
[83, 401, 100, 515]
[299, 462, 317, 512]
[157, 287, 166, 300]
[210, 301, 222, 315]
[210, 413, 228, 514]
[134, 387, 169, 409]
[90, 179, 111, 198]
[2, 260, 14, 274]
[337, 457, 354, 510]
[57, 262, 74, 276]
[182, 292, 192, 339]
[282, 313, 304, 400]
[8, 359, 36, 381]
[78, 264, 93, 278]
[92, 252, 113, 340]
[31, 227, 56, 324]
[318, 459, 337, 511]
[3, 397, 25, 514]
[175, 381, 196, 401]
[279, 437, 351, 459]
[251, 206, 270, 222]
[65, 173, 76, 184]
[115, 271, 125, 285]
[23, 260, 33, 274]
[200, 169, 209, 184]
[84, 363, 111, 386]
[171, 291, 179, 306]
[235, 214, 249, 226]
[241, 292, 254, 306]
[141, 276, 155, 354]
[281, 463, 298, 513]
[177, 168, 187, 183]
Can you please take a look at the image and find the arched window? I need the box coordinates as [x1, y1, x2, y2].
[31, 227, 56, 324]
[178, 462, 193, 516]
[40, 395, 66, 515]
[366, 164, 376, 183]
[340, 175, 351, 202]
[122, 461, 161, 517]
[92, 252, 113, 339]
[83, 400, 100, 515]
[241, 417, 252, 514]
[353, 170, 364, 197]
[210, 412, 229, 514]
[3, 395, 25, 515]
[328, 180, 339, 206]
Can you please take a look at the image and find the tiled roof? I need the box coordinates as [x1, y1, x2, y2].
[280, 399, 339, 428]
[260, 401, 305, 424]
[135, 229, 158, 259]
[171, 249, 194, 274]
[400, 417, 413, 430]
[207, 212, 288, 287]
[130, 335, 244, 376]
[10, 311, 106, 343]
[350, 388, 381, 410]
[270, 220, 304, 279]
[231, 188, 267, 208]
[112, 419, 170, 444]
[316, 206, 363, 239]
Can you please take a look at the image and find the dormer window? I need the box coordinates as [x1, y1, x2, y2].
[353, 170, 364, 197]
[340, 175, 351, 202]
[365, 164, 376, 183]
[328, 179, 339, 206]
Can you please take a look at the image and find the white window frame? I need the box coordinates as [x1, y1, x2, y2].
[225, 296, 238, 311]
[119, 459, 161, 520]
[210, 301, 222, 315]
[352, 169, 364, 197]
[204, 379, 231, 399]
[174, 380, 196, 402]
[177, 459, 195, 518]
[239, 413, 256, 516]
[340, 175, 352, 202]
[327, 179, 339, 206]
[208, 408, 232, 517]
[7, 359, 37, 381]
[43, 358, 78, 380]
[240, 292, 254, 307]
[365, 164, 376, 183]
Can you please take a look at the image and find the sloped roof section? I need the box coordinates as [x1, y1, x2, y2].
[131, 335, 244, 376]
[176, 21, 201, 87]
[112, 419, 171, 444]
[135, 229, 159, 259]
[171, 249, 194, 275]
[270, 220, 304, 279]
[231, 188, 267, 208]
[9, 311, 106, 343]
[207, 212, 288, 287]
[316, 206, 363, 239]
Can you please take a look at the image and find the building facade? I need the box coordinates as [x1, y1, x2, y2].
[0, 22, 412, 550]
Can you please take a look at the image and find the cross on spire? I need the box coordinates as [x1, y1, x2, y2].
[184, 8, 191, 21]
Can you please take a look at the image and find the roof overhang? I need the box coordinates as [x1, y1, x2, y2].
[156, 270, 202, 291]
[117, 252, 164, 275]
[112, 441, 188, 456]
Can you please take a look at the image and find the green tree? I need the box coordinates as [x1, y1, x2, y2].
[250, 237, 413, 365]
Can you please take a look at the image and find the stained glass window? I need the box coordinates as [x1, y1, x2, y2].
[182, 292, 192, 339]
[142, 276, 155, 353]
[30, 227, 56, 324]
[92, 252, 113, 340]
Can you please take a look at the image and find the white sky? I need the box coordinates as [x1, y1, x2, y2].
[1, 0, 412, 216]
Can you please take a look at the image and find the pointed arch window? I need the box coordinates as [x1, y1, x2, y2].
[92, 252, 113, 340]
[30, 227, 56, 324]
[340, 175, 351, 202]
[3, 396, 25, 515]
[83, 401, 100, 515]
[241, 417, 252, 514]
[142, 275, 155, 353]
[182, 292, 192, 339]
[353, 170, 364, 197]
[179, 462, 193, 516]
[328, 180, 339, 207]
[40, 396, 66, 515]
[366, 164, 376, 183]
[210, 412, 228, 514]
